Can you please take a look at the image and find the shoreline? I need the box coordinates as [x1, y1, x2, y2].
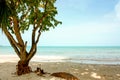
[0, 54, 120, 65]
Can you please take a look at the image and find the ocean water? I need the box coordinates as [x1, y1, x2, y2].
[0, 46, 120, 64]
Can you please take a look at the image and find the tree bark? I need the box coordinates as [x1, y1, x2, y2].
[16, 60, 32, 75]
[3, 27, 21, 58]
[3, 27, 32, 75]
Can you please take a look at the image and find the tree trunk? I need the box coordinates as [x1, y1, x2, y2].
[16, 60, 32, 75]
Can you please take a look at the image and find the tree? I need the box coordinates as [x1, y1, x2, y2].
[0, 0, 61, 75]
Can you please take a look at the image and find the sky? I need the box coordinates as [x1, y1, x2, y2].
[0, 0, 120, 46]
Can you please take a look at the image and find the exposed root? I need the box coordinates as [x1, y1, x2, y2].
[51, 72, 79, 80]
[16, 61, 32, 75]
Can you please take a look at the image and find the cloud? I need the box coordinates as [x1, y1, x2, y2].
[104, 0, 120, 22]
[115, 0, 120, 19]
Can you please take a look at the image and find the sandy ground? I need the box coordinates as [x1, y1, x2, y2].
[0, 62, 120, 80]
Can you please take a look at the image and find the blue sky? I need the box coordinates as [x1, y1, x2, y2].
[0, 0, 120, 46]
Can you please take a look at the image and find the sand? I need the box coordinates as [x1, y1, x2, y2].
[0, 61, 120, 80]
[0, 55, 120, 80]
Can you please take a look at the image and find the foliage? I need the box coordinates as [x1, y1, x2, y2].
[0, 0, 61, 32]
[0, 0, 14, 29]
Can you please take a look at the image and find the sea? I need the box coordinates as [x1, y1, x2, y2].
[0, 46, 120, 64]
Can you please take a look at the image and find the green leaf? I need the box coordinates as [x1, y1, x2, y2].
[0, 0, 62, 33]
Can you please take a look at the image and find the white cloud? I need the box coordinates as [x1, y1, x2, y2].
[115, 0, 120, 19]
[104, 0, 120, 22]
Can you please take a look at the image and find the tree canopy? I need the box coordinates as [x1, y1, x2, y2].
[0, 0, 61, 32]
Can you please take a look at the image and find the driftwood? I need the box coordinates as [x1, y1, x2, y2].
[34, 66, 79, 80]
[34, 67, 46, 76]
[51, 72, 79, 80]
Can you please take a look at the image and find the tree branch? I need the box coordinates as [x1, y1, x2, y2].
[29, 25, 36, 54]
[27, 43, 37, 61]
[3, 27, 21, 58]
[20, 41, 28, 61]
[13, 16, 24, 47]
[27, 1, 48, 61]
[35, 28, 41, 44]
[35, 0, 48, 31]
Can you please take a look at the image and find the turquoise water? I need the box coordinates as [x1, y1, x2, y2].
[0, 46, 120, 64]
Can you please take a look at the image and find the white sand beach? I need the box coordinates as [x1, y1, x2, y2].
[0, 55, 120, 80]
